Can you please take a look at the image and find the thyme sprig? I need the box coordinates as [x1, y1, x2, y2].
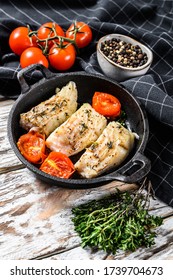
[72, 180, 163, 254]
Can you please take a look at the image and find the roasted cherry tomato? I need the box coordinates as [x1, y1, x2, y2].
[92, 92, 121, 118]
[66, 21, 92, 48]
[9, 26, 37, 55]
[17, 130, 47, 164]
[40, 151, 75, 179]
[37, 22, 65, 49]
[20, 47, 49, 68]
[48, 42, 76, 71]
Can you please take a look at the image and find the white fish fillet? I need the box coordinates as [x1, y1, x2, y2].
[75, 121, 135, 178]
[46, 103, 107, 156]
[19, 81, 78, 136]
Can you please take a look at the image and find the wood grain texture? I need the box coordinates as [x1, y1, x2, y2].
[0, 99, 23, 172]
[0, 168, 138, 260]
[0, 98, 173, 260]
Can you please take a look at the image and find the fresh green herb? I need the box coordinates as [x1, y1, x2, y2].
[71, 181, 163, 254]
[116, 110, 127, 126]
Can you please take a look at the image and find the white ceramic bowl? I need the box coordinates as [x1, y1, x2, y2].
[97, 34, 153, 82]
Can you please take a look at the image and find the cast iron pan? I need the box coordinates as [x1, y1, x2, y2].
[8, 64, 151, 188]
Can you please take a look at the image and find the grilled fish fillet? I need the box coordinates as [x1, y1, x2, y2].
[46, 103, 107, 156]
[19, 81, 78, 136]
[75, 121, 135, 178]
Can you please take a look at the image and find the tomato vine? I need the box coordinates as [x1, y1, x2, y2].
[9, 21, 93, 71]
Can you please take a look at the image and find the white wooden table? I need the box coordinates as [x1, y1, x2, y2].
[1, 97, 173, 260]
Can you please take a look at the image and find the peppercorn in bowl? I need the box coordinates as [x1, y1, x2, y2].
[97, 34, 153, 82]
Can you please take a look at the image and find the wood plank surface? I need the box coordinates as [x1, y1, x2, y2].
[0, 167, 138, 260]
[0, 99, 23, 172]
[0, 98, 173, 260]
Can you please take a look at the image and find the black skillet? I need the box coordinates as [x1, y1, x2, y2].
[8, 64, 151, 188]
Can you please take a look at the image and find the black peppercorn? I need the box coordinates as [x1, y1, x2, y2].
[100, 38, 148, 68]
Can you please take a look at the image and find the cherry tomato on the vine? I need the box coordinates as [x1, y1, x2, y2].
[37, 22, 65, 49]
[9, 26, 37, 55]
[48, 43, 76, 71]
[20, 47, 49, 68]
[66, 21, 92, 48]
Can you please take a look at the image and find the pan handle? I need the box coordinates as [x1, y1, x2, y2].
[104, 152, 151, 183]
[17, 64, 57, 93]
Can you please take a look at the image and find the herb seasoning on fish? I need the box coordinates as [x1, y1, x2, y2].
[100, 38, 148, 68]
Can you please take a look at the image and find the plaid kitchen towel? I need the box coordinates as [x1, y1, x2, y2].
[0, 0, 173, 206]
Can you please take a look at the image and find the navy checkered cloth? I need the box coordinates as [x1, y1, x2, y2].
[0, 0, 173, 206]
